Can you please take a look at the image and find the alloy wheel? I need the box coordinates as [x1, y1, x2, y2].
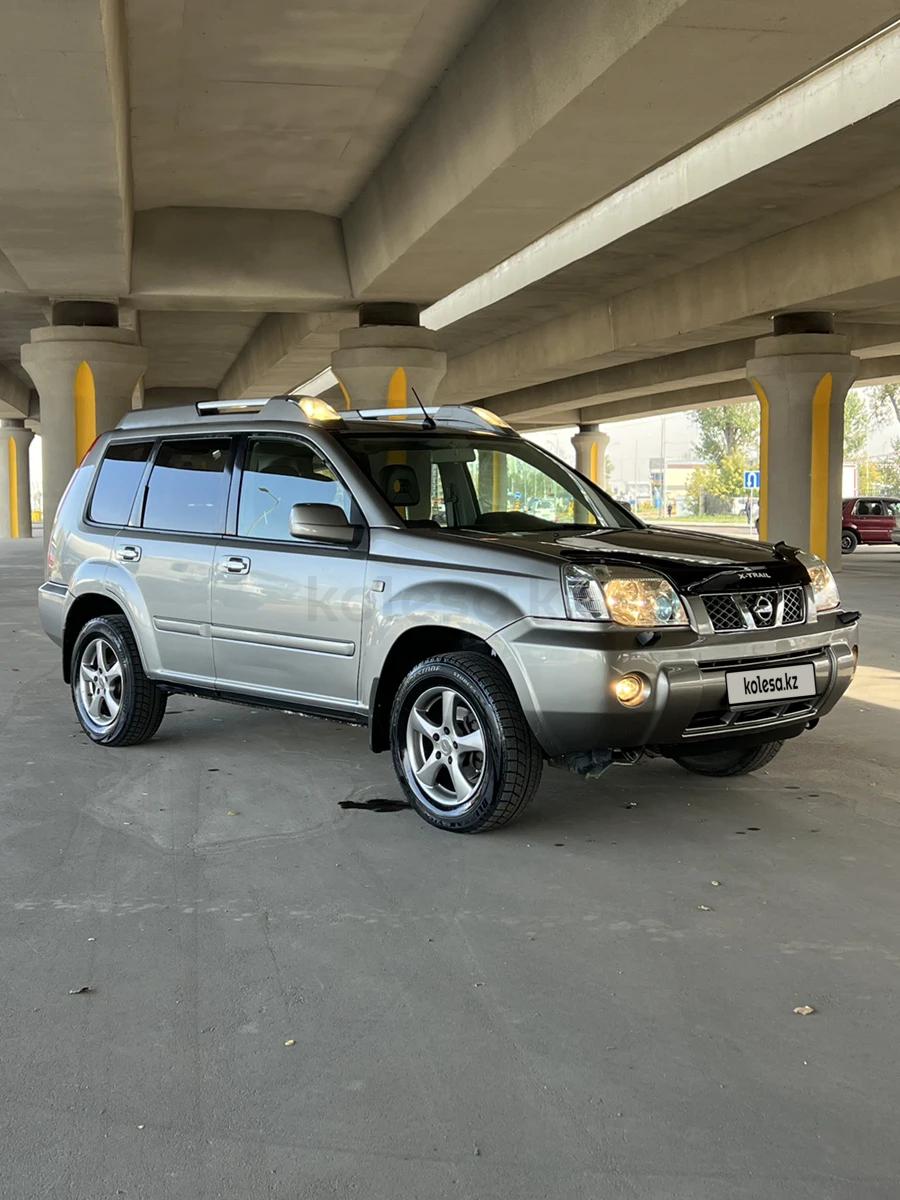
[78, 637, 124, 729]
[405, 686, 486, 813]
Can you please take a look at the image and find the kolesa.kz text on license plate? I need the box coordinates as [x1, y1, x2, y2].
[725, 662, 817, 706]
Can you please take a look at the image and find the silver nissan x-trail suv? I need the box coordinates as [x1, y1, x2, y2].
[39, 395, 860, 833]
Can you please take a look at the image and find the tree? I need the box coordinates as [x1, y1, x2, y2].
[690, 402, 759, 463]
[879, 438, 900, 494]
[843, 390, 875, 459]
[687, 402, 760, 513]
[871, 382, 900, 428]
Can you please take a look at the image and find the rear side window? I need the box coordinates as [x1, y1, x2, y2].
[142, 438, 231, 534]
[89, 442, 153, 526]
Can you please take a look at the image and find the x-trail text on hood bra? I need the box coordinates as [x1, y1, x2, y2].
[38, 396, 859, 832]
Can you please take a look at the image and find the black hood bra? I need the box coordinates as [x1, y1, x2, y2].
[459, 524, 810, 593]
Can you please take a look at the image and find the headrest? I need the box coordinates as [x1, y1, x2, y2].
[379, 464, 420, 508]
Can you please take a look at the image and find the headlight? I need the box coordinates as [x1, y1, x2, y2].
[563, 565, 689, 627]
[797, 550, 840, 613]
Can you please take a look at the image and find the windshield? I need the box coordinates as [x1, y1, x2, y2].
[337, 432, 640, 534]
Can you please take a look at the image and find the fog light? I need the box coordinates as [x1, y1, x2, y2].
[614, 673, 651, 707]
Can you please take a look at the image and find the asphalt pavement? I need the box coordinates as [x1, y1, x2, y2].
[1, 538, 898, 1199]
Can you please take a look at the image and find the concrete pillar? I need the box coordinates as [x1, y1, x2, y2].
[21, 318, 148, 544]
[331, 304, 447, 411]
[746, 314, 857, 568]
[0, 420, 34, 538]
[572, 426, 610, 488]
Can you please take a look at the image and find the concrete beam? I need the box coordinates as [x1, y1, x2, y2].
[343, 0, 900, 300]
[218, 312, 356, 400]
[574, 353, 900, 427]
[130, 208, 352, 311]
[440, 185, 900, 404]
[486, 322, 900, 423]
[489, 341, 756, 422]
[0, 0, 131, 295]
[143, 387, 217, 410]
[424, 21, 900, 337]
[0, 363, 30, 418]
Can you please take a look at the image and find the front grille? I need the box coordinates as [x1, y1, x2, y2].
[702, 585, 806, 632]
[703, 594, 745, 631]
[782, 586, 805, 625]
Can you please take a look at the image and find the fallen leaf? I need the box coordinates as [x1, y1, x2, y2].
[697, 904, 712, 912]
[793, 1005, 816, 1016]
[284, 1039, 296, 1047]
[710, 880, 721, 887]
[227, 810, 239, 816]
[68, 986, 94, 995]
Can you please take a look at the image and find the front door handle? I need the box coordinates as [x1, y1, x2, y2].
[116, 545, 142, 562]
[220, 555, 251, 575]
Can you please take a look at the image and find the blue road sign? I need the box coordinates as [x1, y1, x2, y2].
[744, 470, 761, 490]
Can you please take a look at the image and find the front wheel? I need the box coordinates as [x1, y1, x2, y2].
[841, 529, 858, 554]
[671, 740, 783, 777]
[390, 651, 542, 832]
[71, 615, 168, 746]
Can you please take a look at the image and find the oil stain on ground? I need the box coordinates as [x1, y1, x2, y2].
[339, 799, 409, 813]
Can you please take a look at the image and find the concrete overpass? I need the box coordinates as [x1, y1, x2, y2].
[2, 1, 900, 561]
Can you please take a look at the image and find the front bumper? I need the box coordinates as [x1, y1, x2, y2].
[489, 612, 859, 757]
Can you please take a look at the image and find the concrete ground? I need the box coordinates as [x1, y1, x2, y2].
[1, 538, 899, 1200]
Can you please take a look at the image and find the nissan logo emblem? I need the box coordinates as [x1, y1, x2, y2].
[753, 595, 774, 624]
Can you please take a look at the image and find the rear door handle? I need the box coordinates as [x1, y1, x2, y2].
[220, 555, 251, 575]
[116, 545, 142, 562]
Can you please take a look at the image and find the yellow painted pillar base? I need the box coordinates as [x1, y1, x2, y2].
[0, 421, 34, 539]
[21, 324, 148, 548]
[747, 333, 857, 568]
[572, 428, 610, 488]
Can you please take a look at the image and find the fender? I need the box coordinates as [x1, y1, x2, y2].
[361, 576, 535, 696]
[101, 561, 164, 675]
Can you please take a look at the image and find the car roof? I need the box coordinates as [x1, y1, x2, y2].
[114, 397, 517, 439]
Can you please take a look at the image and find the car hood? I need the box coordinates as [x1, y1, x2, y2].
[457, 524, 810, 592]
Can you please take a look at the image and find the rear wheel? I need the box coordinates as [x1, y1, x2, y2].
[672, 740, 783, 777]
[841, 529, 858, 554]
[390, 651, 542, 832]
[71, 615, 167, 746]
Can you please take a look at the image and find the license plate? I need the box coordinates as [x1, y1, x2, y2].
[725, 662, 817, 706]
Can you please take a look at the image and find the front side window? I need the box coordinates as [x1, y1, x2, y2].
[339, 433, 637, 535]
[142, 438, 231, 534]
[237, 436, 352, 540]
[89, 441, 153, 526]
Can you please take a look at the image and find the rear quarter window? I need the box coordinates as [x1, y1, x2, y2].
[88, 441, 153, 526]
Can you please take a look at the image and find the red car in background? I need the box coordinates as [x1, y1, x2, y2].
[841, 496, 900, 553]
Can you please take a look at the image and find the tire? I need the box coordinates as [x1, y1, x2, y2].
[672, 739, 783, 778]
[841, 529, 858, 554]
[71, 615, 167, 747]
[390, 651, 542, 833]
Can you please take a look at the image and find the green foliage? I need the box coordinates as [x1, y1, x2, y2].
[845, 385, 900, 492]
[691, 403, 759, 462]
[686, 453, 749, 515]
[687, 402, 759, 512]
[843, 391, 874, 459]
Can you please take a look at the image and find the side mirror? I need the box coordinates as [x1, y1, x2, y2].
[289, 503, 358, 545]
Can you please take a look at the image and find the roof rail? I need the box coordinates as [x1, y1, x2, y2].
[115, 396, 513, 435]
[116, 394, 343, 430]
[196, 398, 267, 416]
[346, 405, 515, 434]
